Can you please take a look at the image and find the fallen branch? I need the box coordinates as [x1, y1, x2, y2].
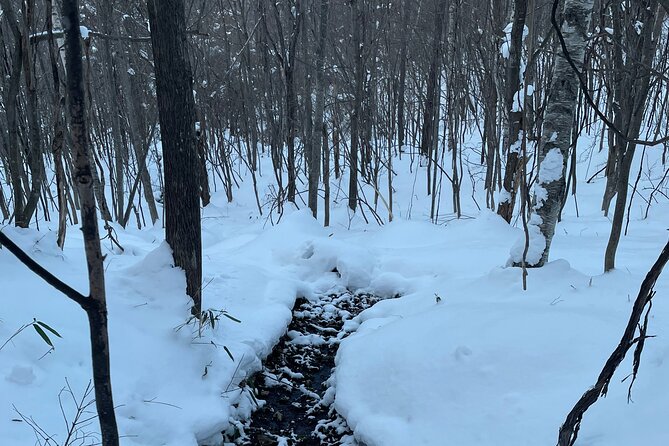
[557, 239, 669, 446]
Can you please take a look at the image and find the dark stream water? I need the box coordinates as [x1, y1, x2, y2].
[228, 290, 385, 446]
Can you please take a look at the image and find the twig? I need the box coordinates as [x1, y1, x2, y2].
[142, 398, 183, 410]
[0, 322, 32, 352]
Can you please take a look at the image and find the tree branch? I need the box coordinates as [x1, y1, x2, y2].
[551, 0, 669, 147]
[30, 28, 208, 44]
[557, 239, 669, 446]
[0, 230, 91, 310]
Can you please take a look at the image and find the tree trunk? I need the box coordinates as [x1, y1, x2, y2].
[285, 1, 302, 204]
[396, 0, 412, 152]
[516, 0, 594, 267]
[1, 0, 26, 227]
[323, 122, 330, 227]
[21, 0, 45, 226]
[147, 0, 202, 315]
[99, 2, 126, 222]
[309, 0, 329, 218]
[120, 46, 159, 224]
[604, 5, 664, 272]
[62, 0, 119, 443]
[196, 125, 211, 207]
[348, 0, 364, 212]
[419, 0, 447, 159]
[47, 0, 68, 246]
[497, 0, 528, 223]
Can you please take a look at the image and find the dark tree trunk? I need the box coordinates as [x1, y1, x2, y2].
[285, 1, 302, 204]
[196, 125, 212, 207]
[21, 0, 45, 226]
[309, 0, 329, 218]
[322, 122, 330, 227]
[396, 0, 412, 152]
[497, 0, 528, 223]
[419, 0, 447, 159]
[100, 1, 125, 222]
[286, 67, 298, 203]
[120, 45, 160, 224]
[1, 0, 26, 227]
[47, 0, 67, 246]
[147, 0, 202, 314]
[348, 0, 364, 212]
[604, 5, 663, 272]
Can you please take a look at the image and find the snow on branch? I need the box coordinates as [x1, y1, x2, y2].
[29, 27, 209, 44]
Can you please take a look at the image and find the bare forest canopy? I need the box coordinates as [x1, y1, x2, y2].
[0, 0, 668, 272]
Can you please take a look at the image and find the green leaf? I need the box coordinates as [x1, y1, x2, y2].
[223, 345, 235, 361]
[222, 313, 241, 323]
[210, 311, 216, 330]
[35, 321, 62, 338]
[32, 324, 54, 348]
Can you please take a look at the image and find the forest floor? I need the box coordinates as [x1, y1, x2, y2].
[1, 141, 669, 445]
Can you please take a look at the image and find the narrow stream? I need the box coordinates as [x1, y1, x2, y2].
[229, 290, 386, 445]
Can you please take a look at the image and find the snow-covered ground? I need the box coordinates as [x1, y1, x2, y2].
[1, 137, 668, 445]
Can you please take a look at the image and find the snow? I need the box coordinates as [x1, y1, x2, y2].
[334, 261, 669, 445]
[335, 230, 668, 445]
[500, 23, 529, 61]
[508, 213, 545, 266]
[497, 189, 512, 204]
[79, 26, 90, 39]
[511, 89, 523, 112]
[2, 130, 668, 445]
[1, 209, 336, 445]
[539, 147, 564, 183]
[534, 183, 549, 208]
[509, 131, 524, 153]
[329, 146, 669, 445]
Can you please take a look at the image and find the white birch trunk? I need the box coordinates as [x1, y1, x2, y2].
[510, 0, 594, 267]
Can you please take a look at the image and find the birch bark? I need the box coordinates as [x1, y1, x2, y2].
[511, 0, 594, 267]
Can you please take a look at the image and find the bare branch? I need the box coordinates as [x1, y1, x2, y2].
[557, 240, 669, 446]
[0, 231, 91, 310]
[30, 28, 208, 44]
[551, 0, 669, 147]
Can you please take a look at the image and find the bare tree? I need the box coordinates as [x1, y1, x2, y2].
[497, 0, 528, 223]
[603, 3, 665, 271]
[348, 0, 365, 212]
[420, 0, 447, 166]
[147, 0, 203, 314]
[308, 0, 329, 218]
[515, 0, 594, 267]
[0, 1, 120, 443]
